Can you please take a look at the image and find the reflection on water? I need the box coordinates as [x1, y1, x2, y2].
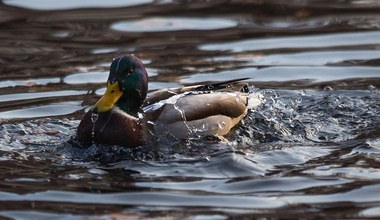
[200, 30, 380, 52]
[64, 71, 108, 85]
[181, 66, 380, 84]
[0, 0, 380, 219]
[3, 0, 152, 10]
[0, 101, 82, 119]
[111, 17, 237, 32]
[0, 77, 61, 89]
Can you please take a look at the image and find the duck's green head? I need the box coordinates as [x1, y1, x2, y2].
[92, 55, 148, 115]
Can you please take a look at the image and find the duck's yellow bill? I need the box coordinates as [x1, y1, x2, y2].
[93, 81, 123, 113]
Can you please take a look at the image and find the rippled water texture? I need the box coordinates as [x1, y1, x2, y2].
[1, 1, 380, 219]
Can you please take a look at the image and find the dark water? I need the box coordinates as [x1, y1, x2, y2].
[1, 0, 380, 219]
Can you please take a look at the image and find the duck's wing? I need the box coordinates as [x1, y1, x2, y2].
[143, 78, 250, 107]
[146, 91, 250, 139]
[156, 93, 248, 124]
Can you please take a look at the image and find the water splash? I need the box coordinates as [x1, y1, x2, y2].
[173, 103, 195, 137]
[238, 89, 380, 147]
[368, 84, 377, 93]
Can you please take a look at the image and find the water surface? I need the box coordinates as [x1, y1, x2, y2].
[1, 1, 380, 219]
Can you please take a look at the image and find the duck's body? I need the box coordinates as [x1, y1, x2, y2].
[77, 107, 143, 146]
[77, 55, 262, 147]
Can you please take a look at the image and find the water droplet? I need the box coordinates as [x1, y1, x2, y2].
[270, 96, 277, 105]
[138, 112, 143, 119]
[368, 84, 377, 93]
[91, 112, 99, 144]
[300, 90, 306, 96]
[174, 104, 193, 133]
[91, 112, 99, 123]
[202, 123, 209, 131]
[291, 97, 302, 107]
[218, 121, 226, 129]
[273, 91, 280, 98]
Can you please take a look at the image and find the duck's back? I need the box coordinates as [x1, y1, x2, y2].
[143, 80, 263, 140]
[151, 92, 249, 139]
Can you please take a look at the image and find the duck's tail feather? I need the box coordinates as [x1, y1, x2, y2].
[193, 78, 251, 92]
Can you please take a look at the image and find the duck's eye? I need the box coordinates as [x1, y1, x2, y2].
[127, 67, 134, 75]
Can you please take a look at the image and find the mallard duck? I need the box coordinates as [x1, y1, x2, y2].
[77, 55, 262, 147]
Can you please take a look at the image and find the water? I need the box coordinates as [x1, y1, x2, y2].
[1, 0, 380, 219]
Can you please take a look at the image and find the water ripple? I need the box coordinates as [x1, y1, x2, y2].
[111, 17, 237, 32]
[200, 31, 380, 52]
[3, 0, 153, 10]
[1, 0, 380, 218]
